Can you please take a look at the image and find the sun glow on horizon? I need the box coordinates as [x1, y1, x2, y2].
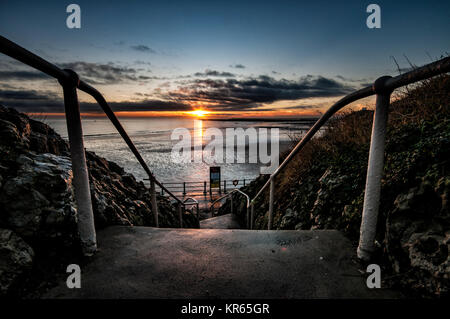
[186, 109, 211, 117]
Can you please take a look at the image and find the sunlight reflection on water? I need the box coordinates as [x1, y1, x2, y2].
[47, 117, 314, 185]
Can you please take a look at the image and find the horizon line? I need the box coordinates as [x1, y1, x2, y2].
[25, 110, 323, 120]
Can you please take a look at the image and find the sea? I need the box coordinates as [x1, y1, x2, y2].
[46, 117, 316, 197]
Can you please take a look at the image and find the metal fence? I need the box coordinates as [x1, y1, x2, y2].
[148, 178, 255, 196]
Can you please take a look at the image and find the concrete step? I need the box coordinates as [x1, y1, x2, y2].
[43, 226, 401, 299]
[200, 213, 241, 229]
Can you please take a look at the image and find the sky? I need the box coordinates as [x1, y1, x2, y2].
[0, 0, 449, 118]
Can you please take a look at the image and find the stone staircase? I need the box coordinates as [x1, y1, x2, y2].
[43, 224, 400, 299]
[199, 213, 241, 229]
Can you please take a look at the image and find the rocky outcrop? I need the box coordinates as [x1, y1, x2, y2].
[0, 153, 77, 243]
[0, 105, 198, 296]
[0, 229, 34, 295]
[386, 174, 449, 296]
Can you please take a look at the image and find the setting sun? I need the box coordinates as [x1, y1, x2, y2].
[187, 109, 210, 117]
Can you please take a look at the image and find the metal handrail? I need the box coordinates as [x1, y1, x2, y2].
[161, 179, 252, 185]
[0, 35, 183, 205]
[248, 56, 450, 259]
[210, 189, 251, 228]
[183, 197, 200, 220]
[251, 86, 373, 202]
[0, 35, 190, 249]
[77, 82, 183, 205]
[210, 189, 250, 209]
[0, 35, 184, 204]
[183, 197, 199, 204]
[155, 178, 254, 196]
[251, 57, 450, 203]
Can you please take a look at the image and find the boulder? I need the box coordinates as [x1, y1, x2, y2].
[0, 229, 34, 296]
[279, 208, 299, 229]
[386, 175, 449, 296]
[0, 153, 77, 243]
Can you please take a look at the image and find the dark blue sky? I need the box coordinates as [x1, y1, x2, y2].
[0, 0, 449, 116]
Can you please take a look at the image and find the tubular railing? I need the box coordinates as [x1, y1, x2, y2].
[0, 35, 192, 255]
[249, 56, 450, 260]
[183, 197, 200, 222]
[153, 178, 254, 196]
[210, 189, 251, 228]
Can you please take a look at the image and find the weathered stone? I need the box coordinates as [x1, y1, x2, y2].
[280, 208, 299, 229]
[0, 229, 34, 296]
[386, 176, 450, 296]
[0, 153, 75, 240]
[0, 119, 22, 146]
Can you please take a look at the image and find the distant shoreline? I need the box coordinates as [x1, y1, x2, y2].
[203, 117, 319, 122]
[27, 113, 320, 122]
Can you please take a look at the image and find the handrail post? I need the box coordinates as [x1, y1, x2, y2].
[230, 195, 233, 215]
[357, 76, 392, 261]
[250, 202, 254, 230]
[224, 180, 227, 193]
[246, 205, 250, 229]
[177, 202, 183, 228]
[196, 203, 199, 220]
[183, 182, 186, 196]
[268, 177, 275, 230]
[161, 183, 164, 195]
[59, 69, 97, 256]
[150, 178, 159, 227]
[203, 181, 207, 195]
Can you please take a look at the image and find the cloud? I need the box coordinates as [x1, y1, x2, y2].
[335, 74, 374, 86]
[280, 104, 317, 110]
[0, 57, 155, 85]
[162, 74, 355, 111]
[134, 60, 152, 66]
[101, 100, 191, 112]
[229, 64, 246, 69]
[194, 69, 236, 77]
[57, 61, 150, 85]
[0, 88, 191, 113]
[0, 89, 59, 101]
[0, 89, 63, 112]
[1, 72, 357, 114]
[130, 45, 157, 54]
[0, 71, 53, 81]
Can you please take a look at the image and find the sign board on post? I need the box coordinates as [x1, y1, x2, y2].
[210, 166, 221, 194]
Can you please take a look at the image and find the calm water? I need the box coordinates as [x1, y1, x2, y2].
[46, 117, 314, 186]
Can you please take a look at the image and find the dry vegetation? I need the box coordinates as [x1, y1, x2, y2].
[229, 74, 449, 297]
